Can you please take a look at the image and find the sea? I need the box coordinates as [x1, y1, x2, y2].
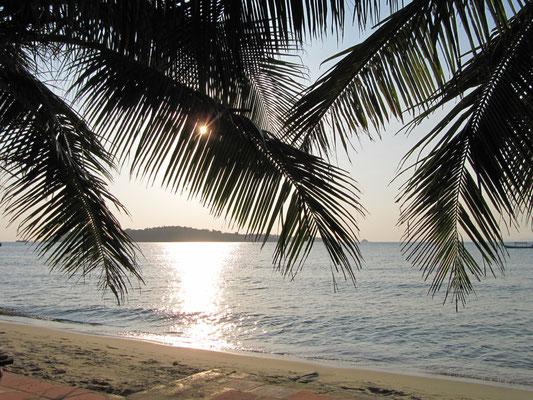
[1, 241, 532, 389]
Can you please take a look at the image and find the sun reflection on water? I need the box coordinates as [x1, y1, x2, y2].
[156, 242, 239, 350]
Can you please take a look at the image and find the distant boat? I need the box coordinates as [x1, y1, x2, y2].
[504, 242, 533, 249]
[15, 239, 29, 244]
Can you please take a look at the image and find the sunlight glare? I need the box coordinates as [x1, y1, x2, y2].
[158, 242, 238, 350]
[199, 125, 208, 135]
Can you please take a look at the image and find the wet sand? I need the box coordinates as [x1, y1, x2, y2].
[0, 320, 531, 399]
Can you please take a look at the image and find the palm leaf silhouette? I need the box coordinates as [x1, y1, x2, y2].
[288, 0, 532, 304]
[0, 0, 362, 300]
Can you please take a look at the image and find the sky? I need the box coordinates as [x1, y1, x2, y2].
[0, 16, 531, 243]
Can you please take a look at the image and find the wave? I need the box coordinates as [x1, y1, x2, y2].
[0, 307, 104, 326]
[0, 307, 38, 319]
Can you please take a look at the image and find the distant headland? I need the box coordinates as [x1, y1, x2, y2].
[125, 225, 278, 242]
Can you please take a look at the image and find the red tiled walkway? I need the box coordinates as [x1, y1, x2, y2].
[0, 372, 108, 400]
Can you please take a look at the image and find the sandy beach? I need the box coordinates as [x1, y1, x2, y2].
[0, 320, 531, 399]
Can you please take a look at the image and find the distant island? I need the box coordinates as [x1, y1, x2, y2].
[125, 225, 278, 242]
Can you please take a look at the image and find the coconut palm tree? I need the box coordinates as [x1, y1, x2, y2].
[0, 0, 362, 301]
[290, 0, 533, 306]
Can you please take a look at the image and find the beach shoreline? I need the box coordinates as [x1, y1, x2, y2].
[1, 319, 531, 399]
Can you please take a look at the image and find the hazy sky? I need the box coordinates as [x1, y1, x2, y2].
[0, 23, 530, 243]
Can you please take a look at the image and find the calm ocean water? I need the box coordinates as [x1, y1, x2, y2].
[0, 241, 532, 387]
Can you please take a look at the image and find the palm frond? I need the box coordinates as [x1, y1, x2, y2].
[397, 2, 533, 306]
[229, 0, 347, 41]
[68, 43, 364, 282]
[0, 47, 141, 302]
[0, 0, 366, 296]
[287, 0, 519, 154]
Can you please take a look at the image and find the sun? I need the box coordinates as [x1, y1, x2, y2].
[199, 125, 208, 135]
